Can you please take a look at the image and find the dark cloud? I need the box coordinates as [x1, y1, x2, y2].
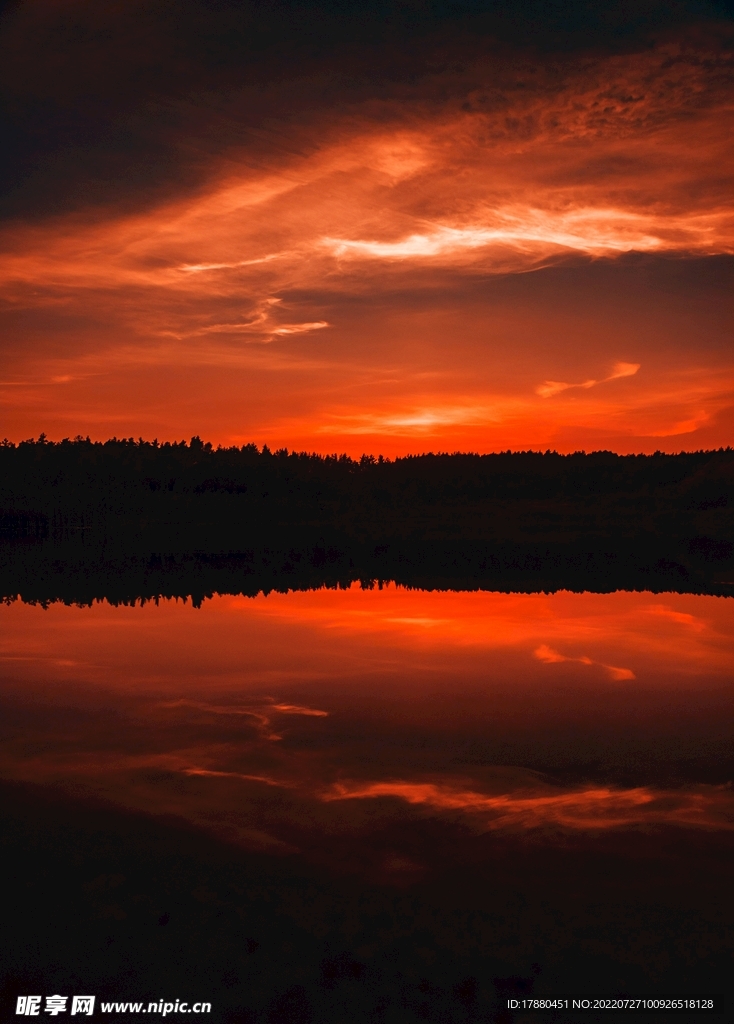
[1, 0, 732, 219]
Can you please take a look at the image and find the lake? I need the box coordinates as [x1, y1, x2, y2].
[2, 585, 732, 1021]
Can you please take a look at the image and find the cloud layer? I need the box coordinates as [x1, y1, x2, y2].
[0, 7, 732, 451]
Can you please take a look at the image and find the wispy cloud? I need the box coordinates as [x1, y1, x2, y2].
[322, 778, 734, 831]
[178, 252, 287, 273]
[196, 298, 329, 343]
[321, 208, 669, 263]
[534, 644, 635, 681]
[158, 697, 329, 741]
[644, 411, 710, 437]
[315, 403, 506, 435]
[0, 38, 731, 448]
[537, 362, 640, 398]
[181, 768, 283, 786]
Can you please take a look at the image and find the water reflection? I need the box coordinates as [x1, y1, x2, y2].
[1, 585, 733, 872]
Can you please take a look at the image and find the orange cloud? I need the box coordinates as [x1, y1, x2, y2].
[537, 362, 640, 399]
[182, 768, 283, 786]
[534, 644, 636, 681]
[323, 779, 734, 831]
[0, 41, 732, 450]
[315, 402, 507, 436]
[191, 297, 330, 343]
[322, 211, 674, 265]
[158, 697, 329, 741]
[182, 765, 284, 786]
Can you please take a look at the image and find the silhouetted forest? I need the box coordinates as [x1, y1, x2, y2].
[1, 436, 733, 602]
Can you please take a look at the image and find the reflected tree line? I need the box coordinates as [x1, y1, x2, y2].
[1, 436, 732, 603]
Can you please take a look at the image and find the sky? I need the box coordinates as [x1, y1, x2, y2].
[1, 0, 733, 455]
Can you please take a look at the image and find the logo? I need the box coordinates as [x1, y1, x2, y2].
[16, 997, 95, 1017]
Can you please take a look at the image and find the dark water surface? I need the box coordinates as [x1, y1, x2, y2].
[2, 587, 733, 1022]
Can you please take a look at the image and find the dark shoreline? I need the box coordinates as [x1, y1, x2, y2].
[2, 539, 734, 607]
[2, 439, 733, 603]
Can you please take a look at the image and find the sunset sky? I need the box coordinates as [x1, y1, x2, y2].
[1, 0, 733, 455]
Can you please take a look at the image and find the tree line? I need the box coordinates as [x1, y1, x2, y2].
[1, 436, 732, 600]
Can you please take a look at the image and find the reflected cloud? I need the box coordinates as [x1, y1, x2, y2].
[324, 779, 734, 831]
[158, 697, 329, 741]
[271, 703, 329, 717]
[1, 589, 734, 860]
[182, 768, 283, 786]
[534, 644, 636, 681]
[643, 605, 706, 631]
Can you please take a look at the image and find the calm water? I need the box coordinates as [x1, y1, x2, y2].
[2, 586, 733, 1020]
